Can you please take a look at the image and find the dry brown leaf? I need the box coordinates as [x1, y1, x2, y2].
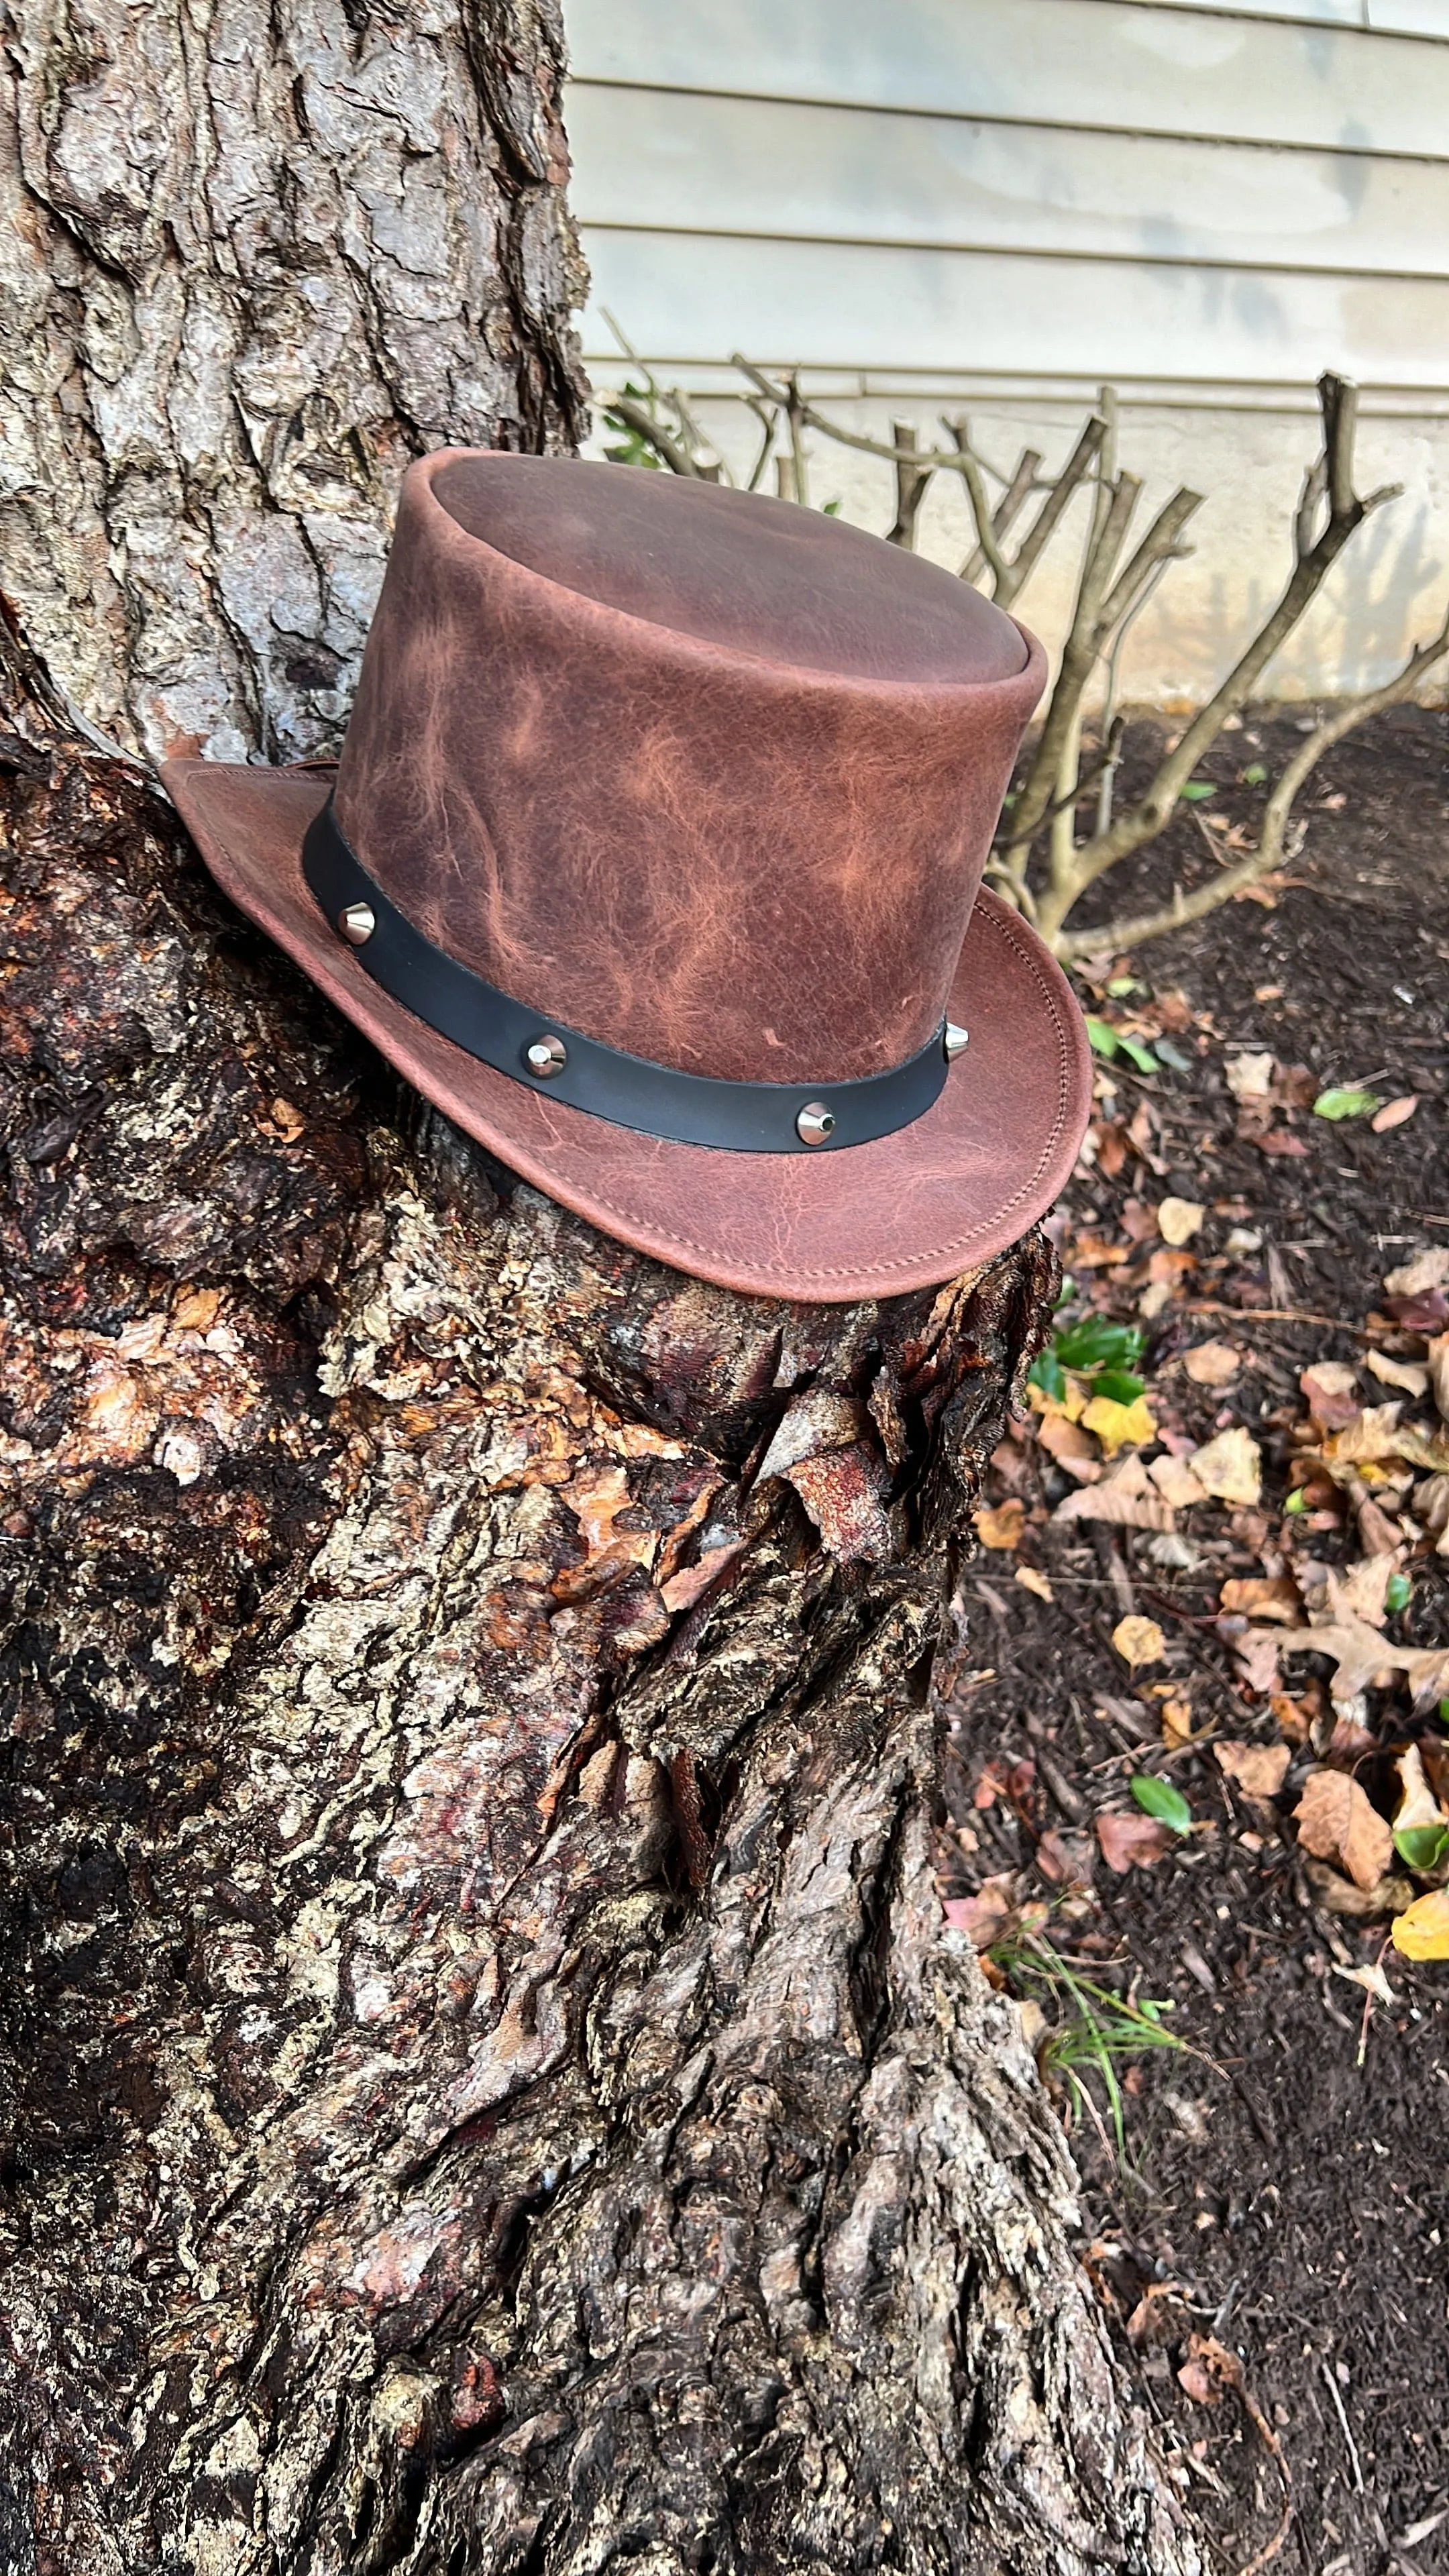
[1095, 1809, 1174, 1872]
[1149, 1452, 1208, 1509]
[1384, 1248, 1449, 1299]
[1224, 1050, 1274, 1102]
[1301, 1359, 1361, 1428]
[1371, 1093, 1418, 1132]
[1280, 1615, 1449, 1707]
[1219, 1574, 1300, 1625]
[1157, 1195, 1205, 1247]
[1293, 1766, 1394, 1890]
[1112, 1613, 1165, 1668]
[1232, 1626, 1283, 1696]
[941, 1874, 1023, 1946]
[1015, 1565, 1054, 1602]
[1052, 1485, 1174, 1532]
[973, 1499, 1025, 1551]
[1334, 1552, 1397, 1629]
[1366, 1348, 1430, 1399]
[1327, 1401, 1407, 1466]
[1037, 1412, 1101, 1481]
[1303, 1858, 1414, 1919]
[1216, 1740, 1291, 1801]
[1189, 1424, 1263, 1506]
[1183, 1338, 1240, 1387]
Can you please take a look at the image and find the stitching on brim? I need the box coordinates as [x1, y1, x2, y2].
[181, 777, 1079, 1291]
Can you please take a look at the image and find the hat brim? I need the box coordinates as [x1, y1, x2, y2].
[164, 761, 1092, 1305]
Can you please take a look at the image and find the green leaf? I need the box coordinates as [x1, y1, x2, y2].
[1313, 1086, 1383, 1121]
[1179, 780, 1216, 802]
[1154, 1036, 1193, 1073]
[1053, 1316, 1146, 1373]
[1394, 1822, 1449, 1874]
[1284, 1487, 1309, 1515]
[1054, 1274, 1076, 1307]
[1093, 1368, 1146, 1405]
[1085, 1016, 1121, 1060]
[1386, 1572, 1413, 1613]
[1029, 1350, 1068, 1403]
[1241, 762, 1268, 786]
[1441, 1697, 1449, 1728]
[1130, 1774, 1193, 1835]
[822, 498, 843, 516]
[1107, 976, 1142, 998]
[1118, 1034, 1161, 1074]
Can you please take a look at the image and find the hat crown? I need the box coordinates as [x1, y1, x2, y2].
[332, 453, 1043, 1087]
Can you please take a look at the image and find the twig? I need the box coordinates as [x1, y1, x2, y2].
[1320, 2358, 1364, 2493]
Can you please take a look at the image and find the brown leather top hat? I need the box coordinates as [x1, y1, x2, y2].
[164, 453, 1091, 1301]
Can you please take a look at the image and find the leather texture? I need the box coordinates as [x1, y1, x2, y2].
[162, 449, 1091, 1303]
[330, 454, 1047, 1085]
[162, 762, 1092, 1305]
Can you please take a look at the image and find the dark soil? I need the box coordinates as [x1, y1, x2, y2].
[947, 706, 1449, 2576]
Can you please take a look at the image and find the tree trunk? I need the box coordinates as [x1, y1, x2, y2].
[0, 0, 587, 763]
[0, 635, 1199, 2575]
[0, 13, 1198, 2568]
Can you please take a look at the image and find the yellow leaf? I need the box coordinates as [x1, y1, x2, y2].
[1391, 1889, 1449, 1961]
[1112, 1613, 1166, 1669]
[1082, 1393, 1157, 1457]
[973, 1499, 1025, 1551]
[1157, 1196, 1205, 1247]
[1027, 1376, 1087, 1424]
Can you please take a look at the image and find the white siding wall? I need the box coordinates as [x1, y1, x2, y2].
[564, 0, 1449, 702]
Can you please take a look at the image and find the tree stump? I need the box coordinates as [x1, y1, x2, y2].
[0, 635, 1200, 2572]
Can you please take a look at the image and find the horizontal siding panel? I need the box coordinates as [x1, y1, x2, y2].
[568, 83, 1449, 278]
[566, 0, 1449, 158]
[578, 227, 1449, 386]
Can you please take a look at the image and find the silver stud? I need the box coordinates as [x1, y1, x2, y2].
[337, 901, 376, 947]
[525, 1034, 568, 1079]
[796, 1101, 836, 1146]
[944, 1021, 969, 1060]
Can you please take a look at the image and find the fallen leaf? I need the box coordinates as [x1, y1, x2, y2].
[1183, 1338, 1240, 1387]
[1225, 1050, 1274, 1102]
[1081, 1393, 1157, 1456]
[1027, 1376, 1087, 1426]
[1230, 1625, 1283, 1696]
[1131, 1773, 1192, 1833]
[1038, 1412, 1101, 1479]
[1161, 1695, 1194, 1750]
[1366, 1349, 1429, 1399]
[1371, 1094, 1418, 1132]
[1384, 1249, 1449, 1299]
[1304, 1858, 1413, 1918]
[1301, 1359, 1360, 1428]
[1314, 1085, 1383, 1121]
[1219, 1575, 1299, 1625]
[1178, 2334, 1244, 2407]
[1157, 1196, 1205, 1248]
[1429, 1334, 1449, 1429]
[974, 1499, 1025, 1551]
[1332, 1959, 1397, 2006]
[1053, 1484, 1174, 1532]
[1035, 1826, 1092, 1886]
[1150, 1453, 1209, 1509]
[1095, 1809, 1174, 1872]
[1326, 1401, 1407, 1466]
[1015, 1564, 1054, 1602]
[1293, 1768, 1394, 1892]
[1189, 1425, 1263, 1507]
[942, 1874, 1022, 1946]
[1216, 1740, 1291, 1801]
[1334, 1553, 1397, 1629]
[1391, 1888, 1449, 1960]
[1392, 1741, 1446, 1836]
[1279, 1616, 1449, 1707]
[1112, 1614, 1165, 1668]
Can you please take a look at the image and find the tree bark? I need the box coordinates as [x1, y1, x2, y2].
[0, 13, 1199, 2566]
[0, 0, 587, 763]
[0, 637, 1199, 2574]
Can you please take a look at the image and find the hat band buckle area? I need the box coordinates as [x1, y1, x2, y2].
[301, 800, 961, 1156]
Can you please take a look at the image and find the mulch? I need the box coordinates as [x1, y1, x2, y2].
[943, 704, 1449, 2576]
